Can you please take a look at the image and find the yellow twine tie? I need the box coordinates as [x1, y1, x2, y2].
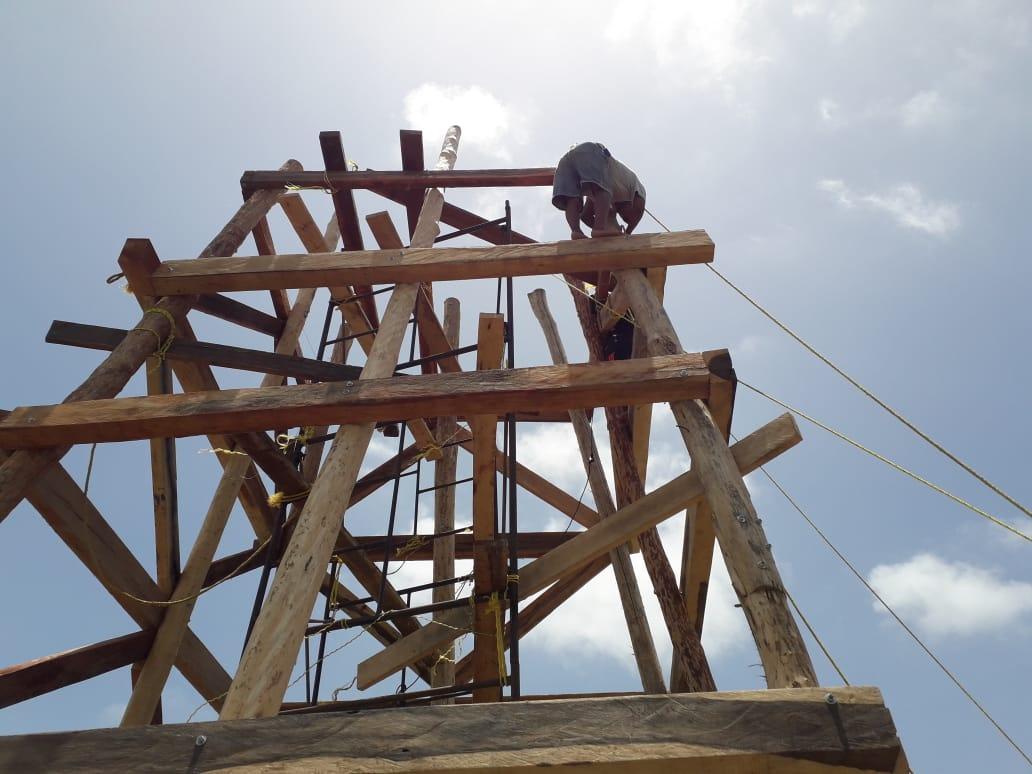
[277, 426, 317, 451]
[394, 535, 426, 561]
[268, 489, 311, 508]
[486, 592, 508, 685]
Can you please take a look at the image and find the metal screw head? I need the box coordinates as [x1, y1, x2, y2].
[825, 693, 837, 705]
[678, 369, 689, 377]
[345, 381, 354, 388]
[195, 735, 207, 747]
[737, 516, 747, 524]
[757, 560, 768, 569]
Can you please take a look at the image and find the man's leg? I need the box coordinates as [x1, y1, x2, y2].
[564, 196, 587, 239]
[588, 185, 621, 237]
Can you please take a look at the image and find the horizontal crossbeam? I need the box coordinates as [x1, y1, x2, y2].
[240, 167, 555, 197]
[0, 353, 719, 447]
[131, 231, 714, 296]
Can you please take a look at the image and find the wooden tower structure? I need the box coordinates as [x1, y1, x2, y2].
[0, 126, 908, 772]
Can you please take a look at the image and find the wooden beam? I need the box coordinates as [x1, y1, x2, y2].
[240, 166, 555, 196]
[0, 158, 300, 523]
[0, 631, 154, 710]
[121, 453, 251, 726]
[617, 267, 818, 689]
[398, 130, 425, 238]
[528, 288, 666, 694]
[471, 313, 505, 702]
[146, 358, 179, 597]
[319, 131, 379, 327]
[0, 354, 715, 448]
[46, 320, 363, 383]
[136, 231, 714, 296]
[356, 413, 802, 689]
[220, 126, 462, 720]
[192, 293, 285, 338]
[251, 214, 290, 321]
[431, 297, 460, 696]
[0, 448, 232, 710]
[0, 688, 907, 772]
[566, 279, 715, 693]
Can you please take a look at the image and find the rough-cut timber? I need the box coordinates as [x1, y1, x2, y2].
[240, 166, 555, 196]
[134, 230, 715, 295]
[0, 353, 716, 447]
[220, 126, 462, 721]
[356, 413, 802, 689]
[617, 267, 818, 690]
[0, 688, 906, 773]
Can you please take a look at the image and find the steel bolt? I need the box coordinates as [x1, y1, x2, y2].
[195, 735, 207, 747]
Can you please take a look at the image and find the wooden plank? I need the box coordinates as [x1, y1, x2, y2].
[46, 320, 363, 383]
[0, 630, 153, 709]
[146, 358, 179, 597]
[138, 230, 714, 296]
[356, 413, 802, 689]
[191, 293, 286, 338]
[221, 126, 462, 720]
[319, 131, 379, 327]
[528, 288, 666, 694]
[617, 267, 818, 690]
[566, 280, 715, 693]
[251, 214, 290, 321]
[471, 313, 505, 702]
[240, 166, 555, 196]
[0, 688, 906, 772]
[432, 297, 460, 695]
[399, 129, 425, 238]
[0, 448, 232, 710]
[121, 454, 251, 726]
[0, 353, 714, 448]
[0, 158, 300, 523]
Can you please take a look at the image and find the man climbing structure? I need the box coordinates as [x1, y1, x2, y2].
[551, 142, 646, 239]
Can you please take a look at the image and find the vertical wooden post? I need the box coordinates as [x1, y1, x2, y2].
[528, 289, 666, 694]
[566, 279, 716, 692]
[431, 297, 461, 698]
[616, 268, 817, 689]
[121, 454, 251, 726]
[220, 127, 461, 719]
[471, 313, 506, 703]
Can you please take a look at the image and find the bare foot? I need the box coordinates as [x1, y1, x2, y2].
[590, 226, 623, 238]
[571, 230, 588, 240]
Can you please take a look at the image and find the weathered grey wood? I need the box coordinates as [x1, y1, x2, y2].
[0, 159, 300, 523]
[431, 297, 460, 696]
[0, 688, 906, 773]
[240, 166, 555, 195]
[0, 353, 715, 448]
[220, 127, 462, 720]
[617, 267, 818, 690]
[528, 288, 666, 694]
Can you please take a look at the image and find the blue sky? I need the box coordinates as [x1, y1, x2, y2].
[1, 2, 1031, 771]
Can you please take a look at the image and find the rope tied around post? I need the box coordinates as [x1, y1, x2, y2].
[132, 307, 178, 365]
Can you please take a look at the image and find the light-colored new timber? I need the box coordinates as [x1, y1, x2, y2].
[220, 126, 462, 720]
[528, 288, 666, 694]
[356, 413, 802, 689]
[616, 267, 818, 689]
[134, 230, 714, 296]
[121, 453, 251, 726]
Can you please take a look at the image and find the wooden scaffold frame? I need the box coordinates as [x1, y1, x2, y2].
[0, 125, 907, 773]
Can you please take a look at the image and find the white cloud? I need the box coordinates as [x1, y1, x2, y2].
[869, 553, 1032, 638]
[604, 1, 770, 92]
[403, 83, 529, 163]
[900, 89, 949, 129]
[793, 0, 868, 40]
[817, 179, 960, 236]
[818, 97, 843, 127]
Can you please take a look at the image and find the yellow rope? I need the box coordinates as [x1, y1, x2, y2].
[268, 489, 311, 508]
[394, 535, 427, 561]
[277, 426, 316, 451]
[644, 205, 1032, 523]
[738, 379, 1031, 543]
[132, 307, 177, 364]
